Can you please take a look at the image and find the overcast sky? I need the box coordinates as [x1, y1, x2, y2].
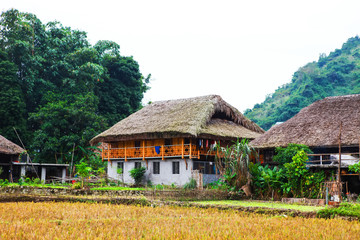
[2, 0, 360, 111]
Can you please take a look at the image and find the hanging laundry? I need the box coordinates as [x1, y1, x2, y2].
[155, 146, 161, 154]
[206, 140, 209, 148]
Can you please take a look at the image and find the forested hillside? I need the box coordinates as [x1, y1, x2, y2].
[244, 36, 360, 130]
[0, 9, 149, 163]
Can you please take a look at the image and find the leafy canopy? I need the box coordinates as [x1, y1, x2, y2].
[0, 9, 150, 164]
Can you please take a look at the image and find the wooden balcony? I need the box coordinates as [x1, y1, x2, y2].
[102, 144, 215, 161]
[306, 153, 360, 168]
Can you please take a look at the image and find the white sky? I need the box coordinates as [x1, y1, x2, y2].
[2, 0, 360, 111]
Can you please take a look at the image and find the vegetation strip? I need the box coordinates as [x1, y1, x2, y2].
[0, 194, 322, 219]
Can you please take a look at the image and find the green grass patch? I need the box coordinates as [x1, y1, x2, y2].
[90, 186, 145, 191]
[2, 183, 68, 189]
[194, 200, 325, 212]
[317, 202, 360, 219]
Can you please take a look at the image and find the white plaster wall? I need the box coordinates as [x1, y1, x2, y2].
[107, 160, 133, 184]
[107, 159, 194, 186]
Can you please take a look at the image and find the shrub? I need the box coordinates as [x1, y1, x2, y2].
[18, 178, 24, 186]
[184, 178, 197, 190]
[249, 163, 286, 199]
[129, 167, 146, 185]
[155, 184, 164, 190]
[1, 179, 9, 186]
[317, 202, 360, 220]
[71, 182, 82, 189]
[147, 180, 153, 188]
[273, 143, 312, 165]
[32, 178, 42, 185]
[348, 162, 360, 173]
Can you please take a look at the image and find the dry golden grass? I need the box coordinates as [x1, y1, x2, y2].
[0, 202, 359, 239]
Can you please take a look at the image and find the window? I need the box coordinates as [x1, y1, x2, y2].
[117, 162, 124, 174]
[172, 161, 180, 174]
[153, 162, 160, 174]
[184, 138, 190, 144]
[193, 161, 217, 174]
[135, 162, 142, 169]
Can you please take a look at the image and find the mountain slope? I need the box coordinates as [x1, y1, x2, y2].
[244, 36, 360, 130]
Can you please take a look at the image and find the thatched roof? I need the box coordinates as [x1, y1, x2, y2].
[0, 135, 25, 155]
[91, 95, 264, 144]
[251, 94, 360, 149]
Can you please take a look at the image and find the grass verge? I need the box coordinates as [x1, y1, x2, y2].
[194, 200, 325, 212]
[90, 186, 145, 191]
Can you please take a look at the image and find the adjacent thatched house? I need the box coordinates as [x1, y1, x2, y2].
[0, 135, 25, 181]
[91, 95, 264, 186]
[252, 94, 360, 157]
[0, 135, 68, 183]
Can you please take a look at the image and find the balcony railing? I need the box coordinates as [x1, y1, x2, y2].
[307, 153, 360, 166]
[102, 144, 215, 161]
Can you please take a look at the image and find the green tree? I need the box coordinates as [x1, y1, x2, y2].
[0, 50, 27, 143]
[0, 9, 149, 164]
[75, 161, 93, 188]
[129, 167, 146, 186]
[273, 143, 312, 165]
[283, 150, 325, 198]
[30, 93, 107, 163]
[94, 41, 150, 126]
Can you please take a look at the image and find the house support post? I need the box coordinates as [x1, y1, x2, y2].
[142, 141, 145, 161]
[107, 143, 110, 162]
[161, 145, 165, 160]
[181, 139, 184, 159]
[125, 146, 127, 162]
[9, 164, 13, 183]
[101, 145, 104, 161]
[41, 167, 46, 183]
[189, 142, 192, 159]
[337, 121, 342, 202]
[61, 168, 66, 183]
[20, 165, 26, 179]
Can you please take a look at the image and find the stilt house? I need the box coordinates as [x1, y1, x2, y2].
[91, 95, 264, 186]
[251, 94, 360, 192]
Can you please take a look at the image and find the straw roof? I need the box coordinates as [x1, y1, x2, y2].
[0, 135, 25, 155]
[251, 94, 360, 148]
[91, 95, 264, 144]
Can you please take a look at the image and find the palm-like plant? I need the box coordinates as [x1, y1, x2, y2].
[213, 138, 256, 190]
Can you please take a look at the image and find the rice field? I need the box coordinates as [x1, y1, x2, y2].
[0, 202, 359, 239]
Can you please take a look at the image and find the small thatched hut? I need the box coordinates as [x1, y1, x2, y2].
[91, 95, 264, 186]
[0, 135, 68, 183]
[0, 135, 25, 180]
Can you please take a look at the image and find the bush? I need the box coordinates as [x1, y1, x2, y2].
[18, 178, 24, 185]
[184, 178, 197, 190]
[32, 178, 42, 185]
[155, 184, 164, 190]
[273, 143, 312, 165]
[249, 163, 286, 199]
[317, 202, 360, 220]
[129, 167, 146, 185]
[349, 162, 360, 173]
[72, 182, 82, 189]
[0, 179, 9, 186]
